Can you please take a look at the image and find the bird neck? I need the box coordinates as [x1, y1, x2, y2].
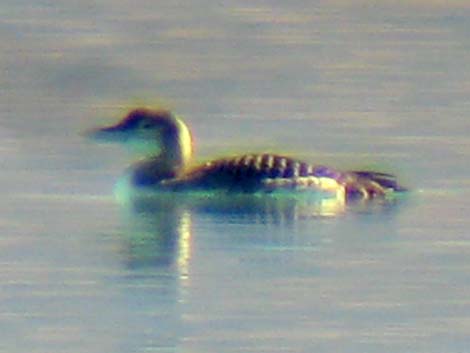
[131, 156, 182, 186]
[134, 115, 193, 184]
[159, 115, 193, 172]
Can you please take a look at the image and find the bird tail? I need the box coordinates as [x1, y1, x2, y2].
[342, 170, 407, 199]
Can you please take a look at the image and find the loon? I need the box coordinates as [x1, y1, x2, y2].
[88, 108, 406, 200]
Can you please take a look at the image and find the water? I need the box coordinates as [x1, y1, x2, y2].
[2, 1, 470, 352]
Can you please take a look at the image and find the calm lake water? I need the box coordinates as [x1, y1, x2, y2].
[2, 1, 470, 352]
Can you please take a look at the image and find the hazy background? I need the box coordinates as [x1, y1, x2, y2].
[1, 1, 470, 352]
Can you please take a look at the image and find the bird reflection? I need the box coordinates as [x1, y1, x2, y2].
[120, 198, 191, 273]
[117, 192, 400, 271]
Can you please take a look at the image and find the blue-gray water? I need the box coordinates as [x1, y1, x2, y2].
[2, 1, 470, 352]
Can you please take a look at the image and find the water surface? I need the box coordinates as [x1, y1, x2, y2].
[1, 1, 470, 352]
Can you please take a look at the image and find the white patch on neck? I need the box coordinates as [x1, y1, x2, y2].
[174, 115, 193, 167]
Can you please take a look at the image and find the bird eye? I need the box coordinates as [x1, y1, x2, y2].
[140, 121, 154, 129]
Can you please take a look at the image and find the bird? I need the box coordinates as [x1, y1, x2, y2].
[87, 108, 406, 200]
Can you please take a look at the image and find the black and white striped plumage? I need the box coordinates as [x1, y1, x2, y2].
[162, 154, 338, 192]
[88, 108, 405, 199]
